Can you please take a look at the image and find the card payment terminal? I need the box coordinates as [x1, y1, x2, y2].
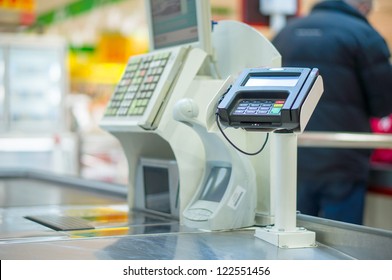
[215, 67, 323, 247]
[217, 67, 321, 132]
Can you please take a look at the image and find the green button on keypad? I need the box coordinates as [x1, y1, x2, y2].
[270, 108, 281, 114]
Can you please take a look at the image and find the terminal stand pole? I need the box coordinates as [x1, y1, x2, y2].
[255, 131, 316, 248]
[273, 131, 297, 232]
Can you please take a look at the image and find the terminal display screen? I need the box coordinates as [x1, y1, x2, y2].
[244, 75, 299, 87]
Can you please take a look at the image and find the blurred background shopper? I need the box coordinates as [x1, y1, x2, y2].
[272, 0, 392, 224]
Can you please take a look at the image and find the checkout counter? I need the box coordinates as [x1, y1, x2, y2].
[1, 0, 392, 259]
[0, 167, 391, 259]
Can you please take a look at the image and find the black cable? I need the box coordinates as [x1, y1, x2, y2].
[216, 114, 269, 156]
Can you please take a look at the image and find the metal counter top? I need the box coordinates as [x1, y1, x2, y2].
[0, 228, 352, 260]
[0, 169, 391, 260]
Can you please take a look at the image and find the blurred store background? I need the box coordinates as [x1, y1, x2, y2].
[0, 0, 391, 228]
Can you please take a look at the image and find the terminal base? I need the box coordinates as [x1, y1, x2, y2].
[255, 227, 316, 248]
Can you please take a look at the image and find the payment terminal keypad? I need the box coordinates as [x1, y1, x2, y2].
[233, 99, 285, 116]
[104, 51, 171, 117]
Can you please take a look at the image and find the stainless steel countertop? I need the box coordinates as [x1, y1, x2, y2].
[0, 227, 351, 260]
[0, 169, 391, 260]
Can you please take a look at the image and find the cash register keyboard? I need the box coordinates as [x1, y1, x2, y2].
[233, 99, 285, 116]
[104, 51, 172, 117]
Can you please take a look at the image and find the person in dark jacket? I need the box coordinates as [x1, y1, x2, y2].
[272, 0, 392, 224]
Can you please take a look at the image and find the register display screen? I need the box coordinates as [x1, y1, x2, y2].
[143, 166, 170, 213]
[151, 0, 198, 49]
[244, 75, 299, 87]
